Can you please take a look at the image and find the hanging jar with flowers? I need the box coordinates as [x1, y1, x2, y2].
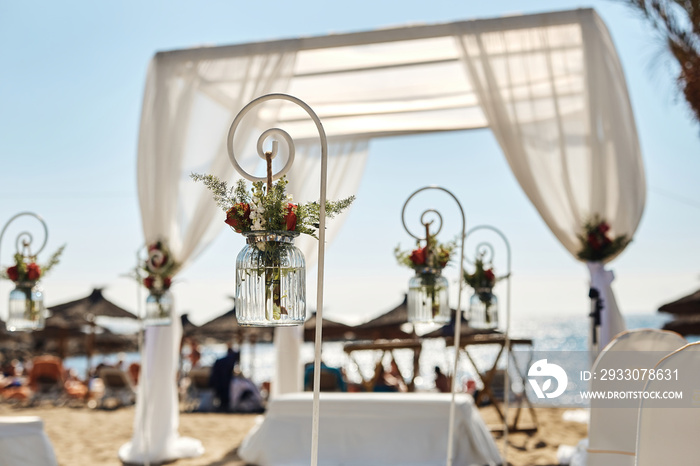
[396, 234, 455, 324]
[142, 240, 177, 326]
[2, 246, 65, 332]
[192, 172, 354, 327]
[463, 253, 499, 330]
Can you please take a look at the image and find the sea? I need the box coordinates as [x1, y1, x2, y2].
[63, 312, 691, 407]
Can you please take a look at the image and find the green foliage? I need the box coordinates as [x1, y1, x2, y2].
[191, 172, 355, 239]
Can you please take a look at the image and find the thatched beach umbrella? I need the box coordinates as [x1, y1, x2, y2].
[659, 288, 700, 316]
[46, 288, 137, 377]
[192, 307, 274, 344]
[303, 313, 355, 342]
[352, 295, 415, 341]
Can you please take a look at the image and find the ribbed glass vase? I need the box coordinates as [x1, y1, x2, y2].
[468, 287, 499, 330]
[236, 231, 306, 326]
[7, 281, 45, 332]
[407, 268, 450, 323]
[144, 289, 173, 326]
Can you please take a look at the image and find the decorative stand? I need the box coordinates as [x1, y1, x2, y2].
[400, 204, 451, 323]
[226, 94, 328, 465]
[463, 225, 513, 461]
[400, 187, 466, 466]
[0, 212, 49, 332]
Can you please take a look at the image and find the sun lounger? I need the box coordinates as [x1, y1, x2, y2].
[98, 368, 136, 409]
[183, 367, 214, 412]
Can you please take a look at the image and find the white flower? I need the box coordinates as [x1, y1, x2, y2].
[287, 194, 293, 203]
[252, 218, 265, 231]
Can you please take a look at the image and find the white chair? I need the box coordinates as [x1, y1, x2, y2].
[0, 416, 58, 465]
[636, 342, 700, 466]
[586, 329, 686, 466]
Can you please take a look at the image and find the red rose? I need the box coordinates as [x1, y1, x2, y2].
[285, 203, 297, 231]
[6, 266, 18, 282]
[143, 276, 154, 289]
[225, 203, 251, 233]
[597, 222, 610, 234]
[587, 233, 602, 250]
[26, 263, 41, 281]
[484, 269, 495, 283]
[409, 247, 426, 266]
[163, 277, 172, 289]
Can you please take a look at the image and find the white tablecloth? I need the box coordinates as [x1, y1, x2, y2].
[238, 392, 501, 466]
[0, 416, 58, 465]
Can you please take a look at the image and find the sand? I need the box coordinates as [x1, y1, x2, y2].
[0, 403, 586, 465]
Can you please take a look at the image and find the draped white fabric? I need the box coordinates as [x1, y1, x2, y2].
[133, 6, 645, 455]
[271, 138, 369, 397]
[453, 11, 644, 353]
[127, 50, 297, 463]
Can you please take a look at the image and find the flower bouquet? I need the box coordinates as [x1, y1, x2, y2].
[576, 215, 630, 262]
[463, 254, 499, 329]
[142, 240, 177, 326]
[395, 237, 456, 322]
[192, 173, 354, 325]
[1, 245, 65, 330]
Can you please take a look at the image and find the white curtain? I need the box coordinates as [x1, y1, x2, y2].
[123, 49, 297, 463]
[453, 11, 645, 353]
[271, 138, 370, 397]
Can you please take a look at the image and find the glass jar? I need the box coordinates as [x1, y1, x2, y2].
[236, 231, 306, 326]
[7, 281, 45, 331]
[407, 268, 450, 323]
[468, 287, 499, 330]
[144, 289, 173, 326]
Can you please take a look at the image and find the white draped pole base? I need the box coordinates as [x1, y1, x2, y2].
[119, 317, 204, 464]
[587, 261, 626, 358]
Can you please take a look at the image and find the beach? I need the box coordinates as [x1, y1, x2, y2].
[0, 403, 586, 465]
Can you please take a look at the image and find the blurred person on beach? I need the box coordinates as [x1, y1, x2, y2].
[373, 363, 405, 392]
[303, 361, 347, 392]
[209, 343, 240, 411]
[434, 366, 450, 393]
[230, 367, 264, 413]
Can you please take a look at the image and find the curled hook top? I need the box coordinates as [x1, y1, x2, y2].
[0, 212, 48, 258]
[401, 187, 453, 241]
[227, 93, 327, 183]
[463, 225, 512, 275]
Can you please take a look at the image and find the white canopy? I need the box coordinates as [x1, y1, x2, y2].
[128, 8, 645, 463]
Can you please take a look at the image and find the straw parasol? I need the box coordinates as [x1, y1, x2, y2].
[658, 288, 700, 316]
[180, 313, 199, 338]
[303, 313, 355, 342]
[47, 288, 137, 321]
[662, 315, 700, 336]
[191, 307, 275, 344]
[351, 295, 415, 341]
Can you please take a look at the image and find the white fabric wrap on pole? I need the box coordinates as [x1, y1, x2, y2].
[587, 262, 625, 350]
[119, 317, 203, 463]
[125, 50, 298, 463]
[453, 11, 644, 356]
[271, 139, 369, 397]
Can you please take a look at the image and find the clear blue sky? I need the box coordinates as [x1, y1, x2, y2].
[0, 0, 698, 326]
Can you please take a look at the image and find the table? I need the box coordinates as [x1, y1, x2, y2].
[453, 333, 538, 433]
[238, 392, 502, 466]
[0, 416, 58, 465]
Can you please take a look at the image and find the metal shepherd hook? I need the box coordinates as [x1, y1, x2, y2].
[227, 93, 328, 466]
